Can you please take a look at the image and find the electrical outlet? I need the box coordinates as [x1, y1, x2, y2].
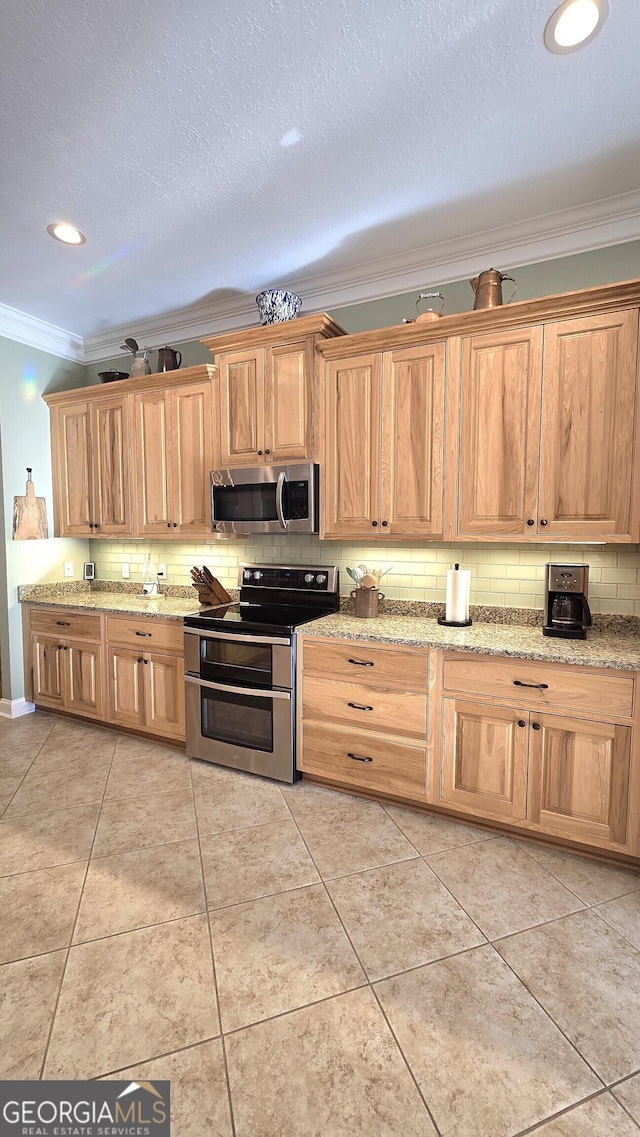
[64, 562, 74, 578]
[121, 563, 130, 579]
[157, 563, 167, 579]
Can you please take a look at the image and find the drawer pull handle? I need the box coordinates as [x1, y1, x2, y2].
[347, 752, 373, 763]
[348, 658, 374, 667]
[135, 631, 153, 637]
[513, 680, 548, 689]
[347, 701, 373, 711]
[56, 621, 71, 626]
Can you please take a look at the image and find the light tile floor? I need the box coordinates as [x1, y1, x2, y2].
[2, 712, 640, 1137]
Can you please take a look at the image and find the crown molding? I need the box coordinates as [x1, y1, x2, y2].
[0, 302, 84, 362]
[6, 189, 640, 365]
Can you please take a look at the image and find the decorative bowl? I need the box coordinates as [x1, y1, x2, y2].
[255, 289, 302, 325]
[98, 370, 129, 383]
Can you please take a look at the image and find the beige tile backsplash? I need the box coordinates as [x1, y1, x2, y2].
[91, 537, 640, 615]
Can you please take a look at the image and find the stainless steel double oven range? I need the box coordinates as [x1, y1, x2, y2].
[184, 564, 339, 783]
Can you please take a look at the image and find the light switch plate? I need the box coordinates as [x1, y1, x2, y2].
[157, 563, 166, 579]
[64, 562, 73, 578]
[121, 563, 130, 578]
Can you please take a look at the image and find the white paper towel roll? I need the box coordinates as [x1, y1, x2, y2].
[445, 564, 471, 623]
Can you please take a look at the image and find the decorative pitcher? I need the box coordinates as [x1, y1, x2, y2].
[157, 346, 182, 372]
[470, 269, 518, 309]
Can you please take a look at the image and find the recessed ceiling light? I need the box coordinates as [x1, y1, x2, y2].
[47, 221, 86, 245]
[544, 0, 608, 52]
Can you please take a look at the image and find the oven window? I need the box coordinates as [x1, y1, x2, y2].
[201, 639, 272, 686]
[201, 687, 273, 752]
[212, 483, 278, 523]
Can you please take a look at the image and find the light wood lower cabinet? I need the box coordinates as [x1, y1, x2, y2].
[26, 605, 184, 743]
[440, 698, 529, 822]
[31, 632, 103, 719]
[527, 712, 631, 849]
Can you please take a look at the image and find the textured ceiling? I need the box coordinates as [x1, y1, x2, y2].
[2, 0, 640, 338]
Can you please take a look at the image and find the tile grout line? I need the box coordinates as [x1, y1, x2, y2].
[0, 717, 57, 820]
[38, 730, 119, 1079]
[509, 1087, 635, 1137]
[424, 857, 610, 1095]
[515, 839, 640, 910]
[190, 755, 238, 1137]
[284, 799, 445, 1137]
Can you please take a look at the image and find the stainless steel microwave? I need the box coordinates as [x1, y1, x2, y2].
[210, 462, 319, 535]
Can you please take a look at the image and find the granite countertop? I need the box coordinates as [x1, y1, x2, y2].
[19, 584, 213, 622]
[300, 612, 640, 671]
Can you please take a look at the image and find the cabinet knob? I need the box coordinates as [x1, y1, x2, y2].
[173, 522, 178, 527]
[265, 448, 271, 455]
[371, 520, 378, 527]
[532, 722, 541, 730]
[257, 450, 263, 456]
[167, 523, 171, 528]
[517, 719, 526, 728]
[137, 657, 143, 663]
[143, 659, 149, 665]
[540, 518, 548, 526]
[526, 519, 535, 526]
[382, 520, 388, 527]
[94, 523, 99, 530]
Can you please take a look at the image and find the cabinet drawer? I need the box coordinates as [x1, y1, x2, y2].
[303, 675, 427, 739]
[442, 655, 634, 718]
[300, 722, 426, 799]
[303, 638, 427, 689]
[106, 616, 184, 654]
[30, 608, 101, 642]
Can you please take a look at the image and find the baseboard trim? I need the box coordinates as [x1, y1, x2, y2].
[0, 697, 36, 718]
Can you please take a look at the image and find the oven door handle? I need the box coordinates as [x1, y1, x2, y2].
[184, 674, 291, 700]
[275, 471, 288, 531]
[183, 628, 289, 647]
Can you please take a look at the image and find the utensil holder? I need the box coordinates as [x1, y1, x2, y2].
[351, 588, 385, 618]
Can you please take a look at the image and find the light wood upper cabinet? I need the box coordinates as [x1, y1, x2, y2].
[217, 339, 314, 466]
[456, 327, 543, 537]
[134, 379, 213, 537]
[323, 343, 445, 539]
[324, 354, 382, 537]
[51, 395, 131, 538]
[538, 310, 640, 539]
[453, 310, 640, 540]
[527, 712, 631, 850]
[440, 697, 529, 822]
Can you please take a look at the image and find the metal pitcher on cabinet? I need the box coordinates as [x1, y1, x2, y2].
[470, 268, 518, 309]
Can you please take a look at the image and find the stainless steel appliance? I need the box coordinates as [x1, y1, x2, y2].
[210, 462, 319, 535]
[184, 563, 339, 782]
[543, 563, 592, 639]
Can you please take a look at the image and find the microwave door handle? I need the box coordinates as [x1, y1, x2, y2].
[275, 471, 288, 531]
[184, 674, 291, 700]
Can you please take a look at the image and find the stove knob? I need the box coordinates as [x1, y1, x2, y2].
[304, 573, 315, 583]
[243, 569, 253, 580]
[253, 570, 263, 581]
[316, 573, 327, 584]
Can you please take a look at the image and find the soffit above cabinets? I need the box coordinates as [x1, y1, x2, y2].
[2, 0, 640, 360]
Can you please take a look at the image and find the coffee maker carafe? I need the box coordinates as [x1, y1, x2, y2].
[543, 564, 592, 639]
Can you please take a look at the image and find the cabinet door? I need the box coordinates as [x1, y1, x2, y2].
[142, 652, 185, 740]
[51, 403, 93, 536]
[133, 391, 172, 535]
[441, 698, 528, 821]
[64, 640, 103, 719]
[107, 647, 144, 729]
[323, 354, 382, 537]
[169, 382, 213, 535]
[381, 343, 445, 537]
[32, 635, 64, 708]
[538, 310, 640, 539]
[457, 328, 543, 537]
[91, 396, 131, 536]
[218, 349, 265, 465]
[265, 340, 313, 461]
[527, 712, 631, 850]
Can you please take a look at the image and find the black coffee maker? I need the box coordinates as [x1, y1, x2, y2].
[543, 564, 592, 639]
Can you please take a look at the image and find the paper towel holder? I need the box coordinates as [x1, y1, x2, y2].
[438, 562, 473, 627]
